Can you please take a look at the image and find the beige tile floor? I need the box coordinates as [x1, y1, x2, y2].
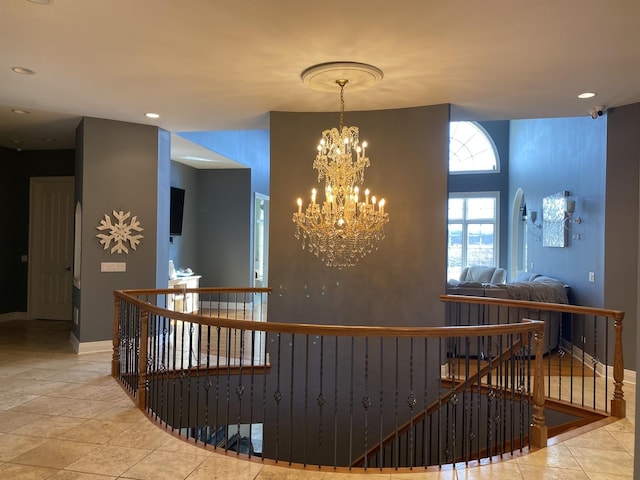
[0, 319, 635, 480]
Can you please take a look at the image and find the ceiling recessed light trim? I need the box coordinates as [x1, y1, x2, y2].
[11, 66, 36, 75]
[578, 92, 597, 99]
[28, 0, 54, 4]
[11, 108, 30, 114]
[145, 112, 160, 119]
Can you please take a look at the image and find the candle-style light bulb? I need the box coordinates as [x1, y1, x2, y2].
[379, 198, 385, 215]
[297, 198, 302, 214]
[365, 189, 370, 204]
[311, 188, 317, 204]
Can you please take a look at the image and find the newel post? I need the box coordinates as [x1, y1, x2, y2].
[611, 312, 626, 418]
[111, 295, 120, 378]
[137, 309, 149, 411]
[531, 325, 547, 449]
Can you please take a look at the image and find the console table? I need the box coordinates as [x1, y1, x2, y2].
[167, 275, 201, 313]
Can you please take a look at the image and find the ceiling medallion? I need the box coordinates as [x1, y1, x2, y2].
[293, 62, 389, 269]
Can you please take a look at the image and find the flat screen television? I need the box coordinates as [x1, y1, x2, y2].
[170, 187, 185, 236]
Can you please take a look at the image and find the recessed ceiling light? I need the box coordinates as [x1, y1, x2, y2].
[145, 112, 160, 119]
[11, 108, 30, 114]
[40, 137, 55, 143]
[28, 0, 53, 4]
[578, 92, 597, 99]
[11, 66, 36, 75]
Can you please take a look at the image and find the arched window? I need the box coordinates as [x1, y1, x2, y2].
[449, 121, 499, 173]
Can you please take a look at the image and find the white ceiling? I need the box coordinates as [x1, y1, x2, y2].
[2, 0, 640, 166]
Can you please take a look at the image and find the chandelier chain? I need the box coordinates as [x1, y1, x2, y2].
[337, 79, 346, 130]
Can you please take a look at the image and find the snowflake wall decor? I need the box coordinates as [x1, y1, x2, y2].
[96, 210, 144, 254]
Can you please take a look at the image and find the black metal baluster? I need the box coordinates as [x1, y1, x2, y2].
[379, 337, 384, 469]
[224, 326, 232, 452]
[407, 337, 415, 468]
[605, 315, 609, 414]
[274, 332, 282, 463]
[362, 337, 369, 469]
[333, 336, 339, 469]
[303, 335, 309, 466]
[288, 333, 295, 464]
[437, 338, 443, 467]
[593, 315, 598, 410]
[392, 337, 400, 469]
[582, 317, 586, 407]
[203, 324, 212, 446]
[262, 331, 269, 460]
[348, 336, 354, 468]
[186, 321, 194, 441]
[462, 335, 468, 464]
[423, 337, 428, 469]
[248, 328, 255, 457]
[317, 335, 324, 467]
[235, 328, 245, 456]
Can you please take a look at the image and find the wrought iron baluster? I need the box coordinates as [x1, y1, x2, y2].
[362, 337, 369, 469]
[604, 315, 609, 414]
[592, 314, 598, 410]
[333, 336, 339, 469]
[289, 333, 295, 465]
[303, 335, 309, 466]
[317, 335, 325, 467]
[379, 337, 384, 469]
[348, 336, 354, 468]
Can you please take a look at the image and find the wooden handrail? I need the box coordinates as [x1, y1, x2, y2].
[115, 289, 545, 339]
[440, 294, 625, 318]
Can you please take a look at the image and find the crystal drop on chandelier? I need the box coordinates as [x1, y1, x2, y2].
[293, 79, 389, 268]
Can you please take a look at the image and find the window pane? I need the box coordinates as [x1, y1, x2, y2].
[448, 198, 464, 220]
[449, 121, 499, 173]
[447, 223, 463, 280]
[466, 223, 495, 266]
[466, 197, 495, 220]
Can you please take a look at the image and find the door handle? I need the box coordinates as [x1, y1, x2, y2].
[64, 266, 72, 271]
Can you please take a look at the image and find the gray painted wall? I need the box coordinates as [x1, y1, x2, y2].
[75, 117, 169, 343]
[169, 161, 198, 273]
[509, 116, 607, 305]
[269, 104, 450, 328]
[604, 103, 640, 374]
[196, 169, 252, 287]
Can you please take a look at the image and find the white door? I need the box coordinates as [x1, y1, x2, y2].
[29, 177, 74, 320]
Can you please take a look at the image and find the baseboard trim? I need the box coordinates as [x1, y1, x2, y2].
[560, 339, 636, 385]
[0, 312, 31, 322]
[69, 332, 112, 354]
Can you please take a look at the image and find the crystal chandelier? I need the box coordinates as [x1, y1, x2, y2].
[293, 71, 389, 268]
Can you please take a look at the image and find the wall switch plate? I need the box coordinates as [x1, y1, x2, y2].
[588, 271, 595, 283]
[101, 262, 126, 272]
[20, 255, 28, 262]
